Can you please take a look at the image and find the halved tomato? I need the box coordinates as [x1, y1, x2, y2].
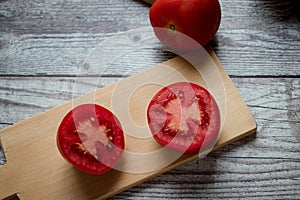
[147, 82, 220, 154]
[57, 104, 125, 174]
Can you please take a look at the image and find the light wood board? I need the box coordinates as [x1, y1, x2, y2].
[0, 49, 257, 200]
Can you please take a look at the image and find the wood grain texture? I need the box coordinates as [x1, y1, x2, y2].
[0, 77, 298, 199]
[0, 0, 299, 76]
[111, 157, 300, 199]
[0, 30, 299, 76]
[0, 0, 299, 199]
[0, 77, 298, 148]
[0, 50, 256, 199]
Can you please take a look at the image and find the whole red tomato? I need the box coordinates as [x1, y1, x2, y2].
[149, 0, 221, 51]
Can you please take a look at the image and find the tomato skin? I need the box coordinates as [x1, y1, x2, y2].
[147, 82, 220, 155]
[149, 0, 221, 51]
[57, 104, 125, 175]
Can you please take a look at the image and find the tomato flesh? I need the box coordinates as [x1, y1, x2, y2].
[147, 82, 220, 154]
[57, 104, 125, 174]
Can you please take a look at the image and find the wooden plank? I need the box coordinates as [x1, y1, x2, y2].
[1, 77, 298, 200]
[1, 0, 298, 35]
[0, 77, 118, 124]
[112, 157, 300, 199]
[0, 0, 299, 77]
[0, 31, 299, 77]
[0, 49, 256, 199]
[0, 0, 150, 34]
[0, 77, 298, 153]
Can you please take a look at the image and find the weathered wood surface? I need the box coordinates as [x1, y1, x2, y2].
[0, 51, 258, 199]
[0, 0, 299, 76]
[0, 77, 299, 199]
[0, 0, 299, 199]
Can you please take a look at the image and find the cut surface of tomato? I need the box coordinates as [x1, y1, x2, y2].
[147, 82, 220, 154]
[57, 104, 125, 174]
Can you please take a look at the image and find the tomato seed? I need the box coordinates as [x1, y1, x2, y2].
[71, 142, 87, 155]
[106, 143, 114, 152]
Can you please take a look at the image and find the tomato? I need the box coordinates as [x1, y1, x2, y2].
[147, 82, 220, 154]
[57, 104, 125, 174]
[149, 0, 221, 51]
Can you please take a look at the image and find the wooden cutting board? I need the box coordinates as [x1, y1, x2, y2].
[0, 49, 257, 200]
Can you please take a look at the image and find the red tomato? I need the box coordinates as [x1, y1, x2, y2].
[149, 0, 221, 51]
[147, 82, 220, 154]
[57, 104, 125, 174]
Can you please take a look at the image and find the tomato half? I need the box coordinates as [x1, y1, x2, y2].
[147, 82, 220, 154]
[57, 104, 125, 174]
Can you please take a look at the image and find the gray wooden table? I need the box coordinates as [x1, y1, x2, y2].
[0, 0, 299, 199]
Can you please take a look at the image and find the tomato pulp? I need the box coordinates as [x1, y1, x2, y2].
[147, 82, 220, 154]
[57, 104, 125, 174]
